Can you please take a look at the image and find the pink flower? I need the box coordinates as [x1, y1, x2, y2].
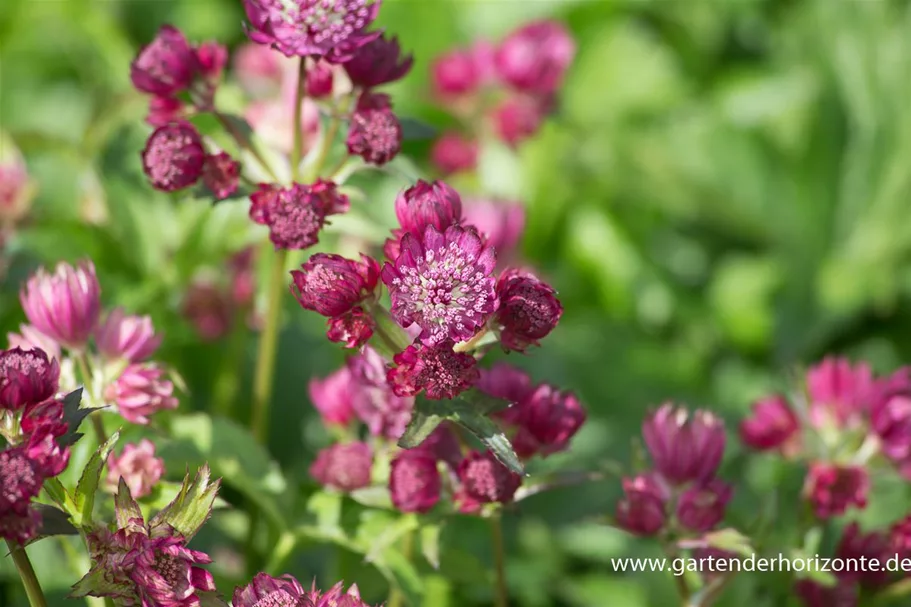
[245, 96, 321, 155]
[243, 0, 382, 62]
[306, 61, 335, 98]
[615, 473, 669, 536]
[494, 20, 575, 95]
[20, 259, 101, 350]
[476, 363, 535, 405]
[675, 480, 733, 532]
[146, 95, 186, 127]
[739, 394, 801, 453]
[343, 33, 413, 88]
[249, 181, 349, 251]
[94, 308, 161, 363]
[201, 152, 240, 201]
[891, 515, 911, 559]
[388, 342, 479, 400]
[130, 25, 201, 97]
[389, 450, 441, 513]
[131, 534, 216, 606]
[382, 225, 498, 346]
[0, 347, 60, 410]
[181, 279, 233, 342]
[233, 573, 305, 607]
[326, 306, 375, 349]
[105, 363, 178, 425]
[869, 368, 911, 466]
[394, 179, 463, 237]
[0, 446, 44, 543]
[795, 579, 858, 607]
[290, 253, 379, 317]
[195, 41, 228, 83]
[233, 43, 285, 97]
[509, 383, 585, 458]
[346, 347, 414, 439]
[835, 522, 891, 587]
[7, 324, 60, 361]
[804, 462, 868, 518]
[310, 442, 373, 492]
[457, 450, 521, 504]
[308, 367, 357, 427]
[462, 199, 526, 263]
[106, 440, 165, 499]
[492, 95, 545, 148]
[431, 49, 483, 99]
[346, 104, 402, 165]
[642, 404, 726, 486]
[430, 132, 478, 176]
[0, 150, 34, 225]
[141, 122, 206, 192]
[806, 357, 874, 429]
[302, 580, 374, 607]
[494, 269, 563, 352]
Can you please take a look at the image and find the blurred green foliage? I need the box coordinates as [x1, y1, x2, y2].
[4, 0, 911, 605]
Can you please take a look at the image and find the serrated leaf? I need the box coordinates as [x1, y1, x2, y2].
[114, 478, 143, 529]
[32, 504, 78, 539]
[59, 388, 100, 447]
[457, 388, 511, 414]
[397, 409, 445, 449]
[70, 563, 133, 599]
[421, 523, 442, 570]
[149, 464, 220, 541]
[399, 117, 437, 141]
[74, 430, 120, 526]
[702, 528, 754, 558]
[448, 401, 523, 476]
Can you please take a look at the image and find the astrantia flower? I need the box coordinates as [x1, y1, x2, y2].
[104, 363, 178, 425]
[301, 580, 373, 607]
[806, 357, 873, 429]
[146, 95, 186, 127]
[130, 533, 216, 605]
[290, 253, 379, 317]
[431, 49, 483, 99]
[492, 95, 545, 148]
[308, 366, 356, 427]
[476, 363, 534, 405]
[343, 33, 413, 88]
[94, 308, 161, 363]
[675, 480, 733, 532]
[181, 279, 233, 342]
[310, 442, 373, 492]
[642, 404, 726, 486]
[233, 573, 306, 607]
[346, 105, 402, 166]
[509, 384, 585, 458]
[836, 522, 891, 588]
[804, 462, 868, 519]
[388, 342, 479, 400]
[130, 25, 200, 97]
[462, 199, 525, 264]
[494, 20, 575, 95]
[615, 473, 669, 537]
[739, 394, 801, 454]
[389, 450, 441, 513]
[201, 152, 240, 201]
[0, 446, 44, 543]
[250, 181, 349, 250]
[457, 450, 521, 504]
[307, 61, 335, 98]
[7, 324, 60, 361]
[326, 307, 375, 349]
[106, 440, 165, 499]
[430, 132, 477, 176]
[795, 579, 859, 607]
[0, 347, 60, 410]
[494, 269, 562, 352]
[394, 179, 463, 237]
[347, 347, 414, 439]
[869, 368, 911, 467]
[20, 259, 101, 350]
[141, 122, 206, 192]
[382, 224, 498, 346]
[243, 0, 382, 62]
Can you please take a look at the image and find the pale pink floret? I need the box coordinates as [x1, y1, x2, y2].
[95, 307, 161, 363]
[106, 440, 165, 499]
[19, 260, 101, 350]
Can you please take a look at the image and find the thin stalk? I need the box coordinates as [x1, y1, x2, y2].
[213, 111, 280, 183]
[6, 541, 49, 607]
[73, 353, 105, 445]
[490, 513, 509, 607]
[291, 58, 307, 183]
[250, 248, 288, 444]
[387, 529, 414, 607]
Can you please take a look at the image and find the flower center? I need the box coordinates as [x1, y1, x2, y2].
[254, 589, 300, 607]
[153, 553, 185, 586]
[0, 449, 41, 510]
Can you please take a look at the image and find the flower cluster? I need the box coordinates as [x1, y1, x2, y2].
[429, 20, 575, 174]
[615, 404, 731, 537]
[233, 572, 376, 607]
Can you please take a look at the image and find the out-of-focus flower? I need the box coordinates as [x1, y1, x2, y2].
[250, 180, 349, 250]
[0, 347, 60, 411]
[794, 579, 858, 607]
[462, 199, 525, 263]
[869, 368, 911, 470]
[141, 122, 206, 192]
[389, 450, 440, 513]
[476, 363, 535, 405]
[310, 442, 373, 492]
[493, 269, 562, 352]
[245, 96, 321, 155]
[195, 41, 228, 83]
[806, 357, 873, 429]
[233, 43, 286, 97]
[508, 383, 585, 458]
[492, 95, 545, 148]
[740, 395, 801, 454]
[181, 279, 233, 342]
[430, 132, 478, 176]
[343, 33, 413, 88]
[146, 95, 186, 127]
[20, 260, 101, 350]
[130, 25, 201, 97]
[94, 308, 160, 363]
[804, 462, 868, 519]
[308, 367, 356, 427]
[0, 134, 36, 225]
[290, 253, 379, 317]
[387, 342, 479, 400]
[105, 440, 165, 499]
[675, 480, 732, 532]
[457, 450, 521, 505]
[346, 104, 402, 166]
[201, 152, 240, 201]
[0, 446, 45, 544]
[615, 473, 668, 536]
[104, 363, 178, 425]
[494, 20, 575, 95]
[233, 573, 305, 607]
[393, 179, 463, 238]
[382, 225, 498, 346]
[347, 347, 414, 439]
[642, 404, 726, 486]
[242, 0, 382, 62]
[835, 522, 891, 588]
[7, 325, 60, 361]
[431, 49, 483, 100]
[306, 61, 335, 98]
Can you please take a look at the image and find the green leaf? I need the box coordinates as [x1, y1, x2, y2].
[73, 430, 120, 526]
[397, 409, 445, 449]
[149, 464, 220, 541]
[31, 504, 78, 540]
[58, 388, 100, 447]
[702, 528, 754, 558]
[420, 522, 442, 570]
[456, 388, 512, 414]
[399, 116, 438, 141]
[114, 477, 143, 529]
[70, 562, 133, 600]
[349, 486, 394, 510]
[360, 512, 419, 564]
[446, 400, 523, 476]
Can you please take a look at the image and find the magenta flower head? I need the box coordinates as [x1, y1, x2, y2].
[804, 462, 868, 519]
[343, 33, 413, 88]
[891, 515, 911, 559]
[615, 473, 669, 537]
[389, 450, 441, 513]
[510, 384, 585, 458]
[806, 357, 873, 429]
[306, 61, 335, 98]
[0, 347, 60, 410]
[130, 532, 216, 605]
[347, 347, 414, 439]
[739, 394, 801, 454]
[106, 440, 165, 499]
[104, 363, 179, 425]
[869, 368, 911, 466]
[836, 522, 891, 588]
[431, 49, 483, 100]
[201, 152, 240, 201]
[181, 279, 232, 342]
[388, 342, 479, 400]
[94, 308, 161, 363]
[141, 122, 206, 192]
[233, 573, 306, 607]
[308, 366, 356, 427]
[20, 259, 101, 350]
[676, 480, 733, 533]
[642, 404, 726, 486]
[394, 179, 463, 237]
[303, 580, 374, 607]
[462, 199, 526, 261]
[492, 95, 545, 148]
[250, 180, 350, 251]
[346, 103, 402, 166]
[243, 0, 382, 62]
[290, 253, 379, 317]
[310, 442, 373, 492]
[0, 446, 44, 544]
[458, 450, 522, 505]
[494, 269, 563, 352]
[7, 324, 60, 361]
[495, 20, 575, 95]
[476, 363, 535, 405]
[382, 224, 498, 346]
[130, 25, 200, 97]
[430, 132, 478, 176]
[326, 306, 375, 349]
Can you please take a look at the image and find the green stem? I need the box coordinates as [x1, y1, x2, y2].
[250, 248, 288, 444]
[387, 529, 414, 607]
[291, 57, 308, 183]
[214, 111, 280, 183]
[6, 541, 49, 607]
[490, 514, 509, 607]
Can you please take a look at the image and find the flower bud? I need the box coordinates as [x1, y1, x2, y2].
[494, 20, 575, 95]
[642, 404, 726, 486]
[20, 260, 101, 350]
[307, 61, 335, 98]
[130, 25, 200, 97]
[476, 363, 534, 405]
[394, 180, 463, 237]
[804, 462, 868, 519]
[430, 132, 478, 176]
[310, 442, 373, 492]
[308, 367, 356, 427]
[389, 450, 441, 513]
[510, 384, 585, 458]
[462, 199, 526, 263]
[431, 49, 482, 99]
[95, 308, 161, 363]
[457, 450, 521, 504]
[181, 279, 232, 341]
[290, 253, 379, 317]
[676, 480, 732, 532]
[739, 394, 801, 453]
[388, 343, 479, 401]
[141, 122, 206, 192]
[106, 439, 165, 499]
[104, 363, 178, 425]
[806, 357, 873, 429]
[0, 347, 60, 411]
[145, 95, 185, 127]
[492, 95, 544, 148]
[346, 105, 402, 166]
[615, 474, 668, 536]
[201, 152, 240, 201]
[326, 307, 375, 349]
[494, 269, 562, 352]
[343, 34, 414, 88]
[195, 41, 227, 83]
